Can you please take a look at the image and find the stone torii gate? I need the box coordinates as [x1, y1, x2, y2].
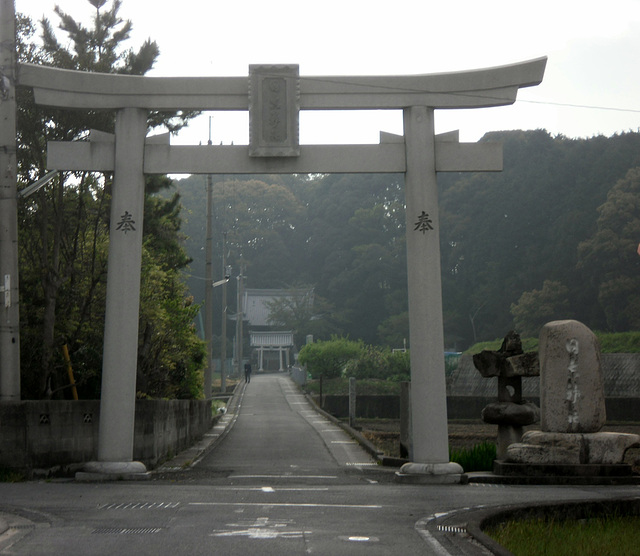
[18, 57, 545, 481]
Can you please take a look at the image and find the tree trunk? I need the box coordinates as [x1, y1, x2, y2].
[39, 179, 63, 398]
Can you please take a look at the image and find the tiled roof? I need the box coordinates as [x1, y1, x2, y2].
[250, 331, 294, 347]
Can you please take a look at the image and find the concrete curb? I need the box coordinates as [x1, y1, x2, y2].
[153, 382, 246, 473]
[302, 392, 384, 460]
[300, 388, 414, 468]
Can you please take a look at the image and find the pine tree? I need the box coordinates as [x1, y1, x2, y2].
[17, 1, 203, 399]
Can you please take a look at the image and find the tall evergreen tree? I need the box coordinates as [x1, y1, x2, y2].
[577, 167, 640, 331]
[17, 1, 202, 399]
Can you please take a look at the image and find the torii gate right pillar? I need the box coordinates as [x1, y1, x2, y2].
[402, 106, 454, 474]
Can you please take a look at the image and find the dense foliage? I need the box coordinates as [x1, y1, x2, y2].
[17, 1, 203, 399]
[297, 337, 363, 379]
[175, 130, 640, 352]
[343, 345, 410, 381]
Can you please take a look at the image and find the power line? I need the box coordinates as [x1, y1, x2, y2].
[519, 98, 640, 114]
[301, 75, 640, 115]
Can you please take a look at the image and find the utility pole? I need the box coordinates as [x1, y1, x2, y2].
[203, 117, 213, 399]
[220, 232, 227, 393]
[235, 257, 244, 377]
[0, 0, 20, 400]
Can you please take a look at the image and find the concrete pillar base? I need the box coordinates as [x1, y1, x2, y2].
[75, 461, 150, 482]
[395, 461, 463, 484]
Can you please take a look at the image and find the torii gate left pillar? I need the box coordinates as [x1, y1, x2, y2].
[19, 58, 545, 481]
[93, 108, 148, 475]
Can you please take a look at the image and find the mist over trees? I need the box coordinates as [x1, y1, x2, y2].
[175, 130, 640, 351]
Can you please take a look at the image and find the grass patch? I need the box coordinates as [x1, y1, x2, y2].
[486, 514, 640, 556]
[596, 331, 640, 353]
[0, 468, 25, 482]
[466, 330, 640, 355]
[450, 441, 496, 472]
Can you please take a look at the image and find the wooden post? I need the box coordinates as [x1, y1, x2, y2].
[349, 377, 356, 429]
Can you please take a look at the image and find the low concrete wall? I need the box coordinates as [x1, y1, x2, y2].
[320, 395, 515, 421]
[134, 399, 213, 468]
[319, 395, 640, 422]
[0, 399, 213, 473]
[321, 395, 400, 419]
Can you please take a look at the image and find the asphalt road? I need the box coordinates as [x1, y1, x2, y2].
[0, 373, 638, 555]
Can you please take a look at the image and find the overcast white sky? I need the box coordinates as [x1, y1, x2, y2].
[16, 0, 640, 147]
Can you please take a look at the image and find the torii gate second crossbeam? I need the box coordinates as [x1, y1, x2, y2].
[18, 58, 546, 482]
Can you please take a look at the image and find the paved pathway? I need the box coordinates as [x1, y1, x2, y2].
[190, 374, 380, 483]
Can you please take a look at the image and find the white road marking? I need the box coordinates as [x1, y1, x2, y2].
[339, 535, 380, 543]
[192, 502, 382, 509]
[231, 474, 337, 479]
[215, 487, 330, 492]
[210, 516, 311, 539]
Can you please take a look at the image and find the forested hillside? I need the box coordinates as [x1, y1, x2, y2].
[173, 129, 640, 351]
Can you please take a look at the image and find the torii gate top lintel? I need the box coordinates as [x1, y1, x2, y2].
[21, 57, 547, 175]
[18, 57, 547, 111]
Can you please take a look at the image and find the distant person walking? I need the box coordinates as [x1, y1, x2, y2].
[244, 362, 252, 383]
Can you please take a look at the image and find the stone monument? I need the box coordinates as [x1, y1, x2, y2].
[497, 320, 640, 482]
[472, 331, 540, 459]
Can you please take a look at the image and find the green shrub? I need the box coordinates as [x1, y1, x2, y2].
[298, 337, 363, 379]
[343, 346, 411, 381]
[388, 350, 410, 380]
